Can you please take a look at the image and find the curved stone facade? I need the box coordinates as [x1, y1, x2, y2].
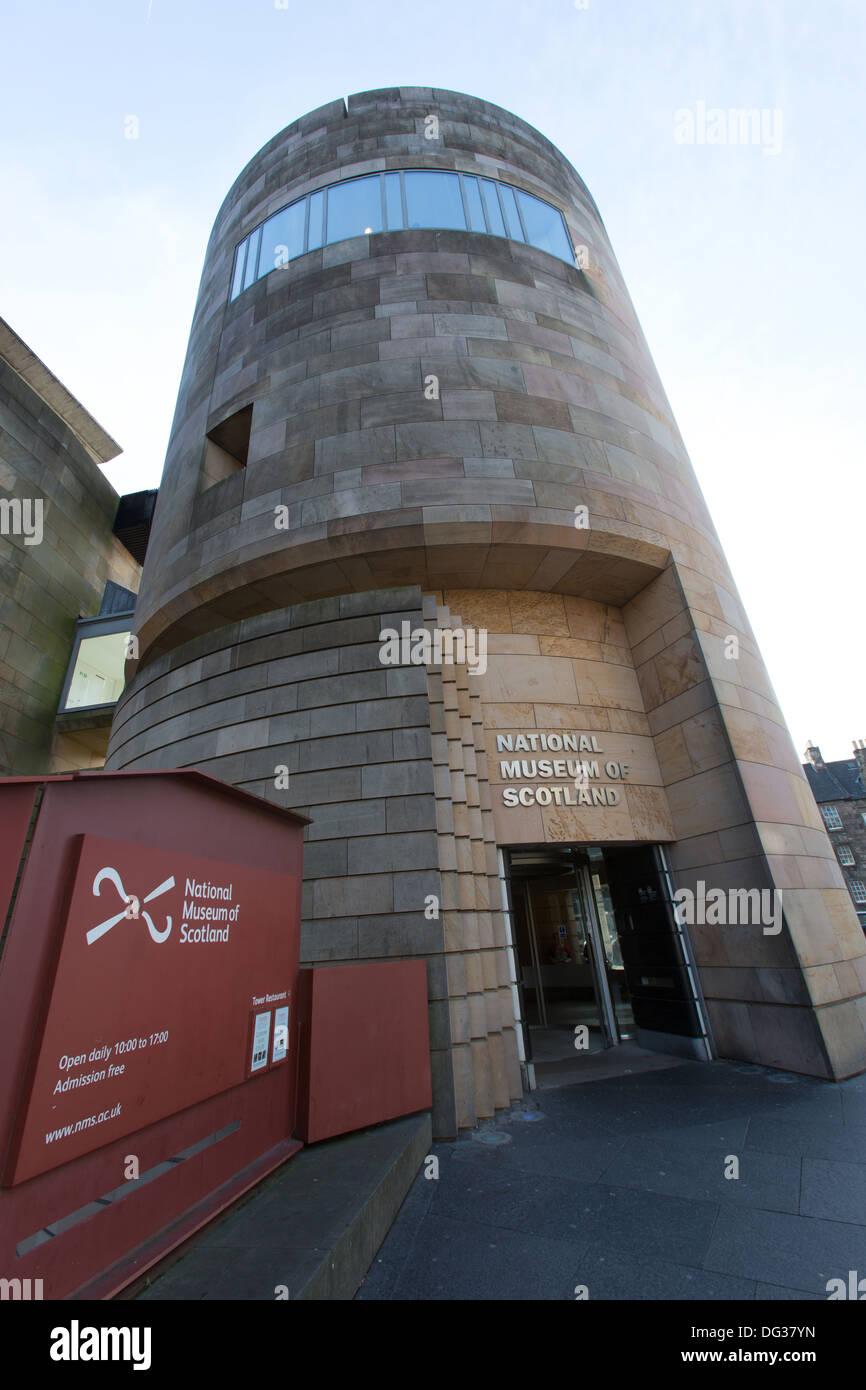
[127, 86, 701, 660]
[107, 89, 866, 1133]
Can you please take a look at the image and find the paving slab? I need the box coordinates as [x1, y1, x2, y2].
[357, 1059, 866, 1301]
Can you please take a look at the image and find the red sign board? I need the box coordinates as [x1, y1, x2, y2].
[9, 832, 300, 1184]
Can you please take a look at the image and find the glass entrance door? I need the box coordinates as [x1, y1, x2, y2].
[508, 848, 636, 1058]
[507, 845, 659, 1061]
[506, 843, 708, 1068]
[509, 854, 606, 1058]
[582, 848, 637, 1042]
[574, 858, 618, 1049]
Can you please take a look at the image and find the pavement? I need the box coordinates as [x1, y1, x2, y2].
[356, 1057, 866, 1301]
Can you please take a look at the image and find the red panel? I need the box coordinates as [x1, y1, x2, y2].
[0, 781, 40, 921]
[0, 770, 307, 1298]
[9, 833, 298, 1184]
[297, 960, 432, 1143]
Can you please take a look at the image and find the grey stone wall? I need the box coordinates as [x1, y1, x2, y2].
[0, 359, 139, 774]
[106, 586, 460, 1136]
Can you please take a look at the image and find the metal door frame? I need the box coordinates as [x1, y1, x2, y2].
[575, 856, 619, 1049]
[521, 878, 549, 1029]
[654, 843, 715, 1059]
[508, 849, 620, 1050]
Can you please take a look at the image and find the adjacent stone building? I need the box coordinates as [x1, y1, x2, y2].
[804, 742, 866, 931]
[103, 88, 866, 1136]
[0, 318, 148, 774]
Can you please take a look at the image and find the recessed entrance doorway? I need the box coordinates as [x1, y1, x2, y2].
[503, 844, 711, 1081]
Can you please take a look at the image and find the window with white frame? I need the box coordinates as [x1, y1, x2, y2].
[821, 805, 843, 830]
[850, 880, 866, 903]
[839, 846, 855, 866]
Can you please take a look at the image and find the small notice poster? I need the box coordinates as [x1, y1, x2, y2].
[272, 1005, 289, 1063]
[250, 1011, 271, 1072]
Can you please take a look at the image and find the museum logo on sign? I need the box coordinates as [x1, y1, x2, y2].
[86, 866, 239, 947]
[86, 866, 175, 945]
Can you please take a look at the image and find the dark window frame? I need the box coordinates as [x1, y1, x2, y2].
[57, 611, 135, 717]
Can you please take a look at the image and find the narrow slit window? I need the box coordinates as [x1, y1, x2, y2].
[462, 175, 486, 233]
[230, 241, 247, 300]
[307, 190, 325, 250]
[242, 227, 261, 289]
[384, 173, 403, 230]
[480, 179, 506, 237]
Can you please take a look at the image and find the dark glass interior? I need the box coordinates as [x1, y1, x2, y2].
[507, 844, 702, 1057]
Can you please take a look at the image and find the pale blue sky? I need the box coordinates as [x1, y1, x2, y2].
[2, 0, 863, 761]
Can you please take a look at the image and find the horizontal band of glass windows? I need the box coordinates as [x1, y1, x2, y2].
[229, 169, 575, 300]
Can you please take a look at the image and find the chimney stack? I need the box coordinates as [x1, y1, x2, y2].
[853, 739, 866, 783]
[805, 741, 824, 768]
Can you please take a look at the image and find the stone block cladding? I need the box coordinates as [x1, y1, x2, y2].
[106, 89, 866, 1129]
[107, 586, 523, 1135]
[0, 357, 139, 775]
